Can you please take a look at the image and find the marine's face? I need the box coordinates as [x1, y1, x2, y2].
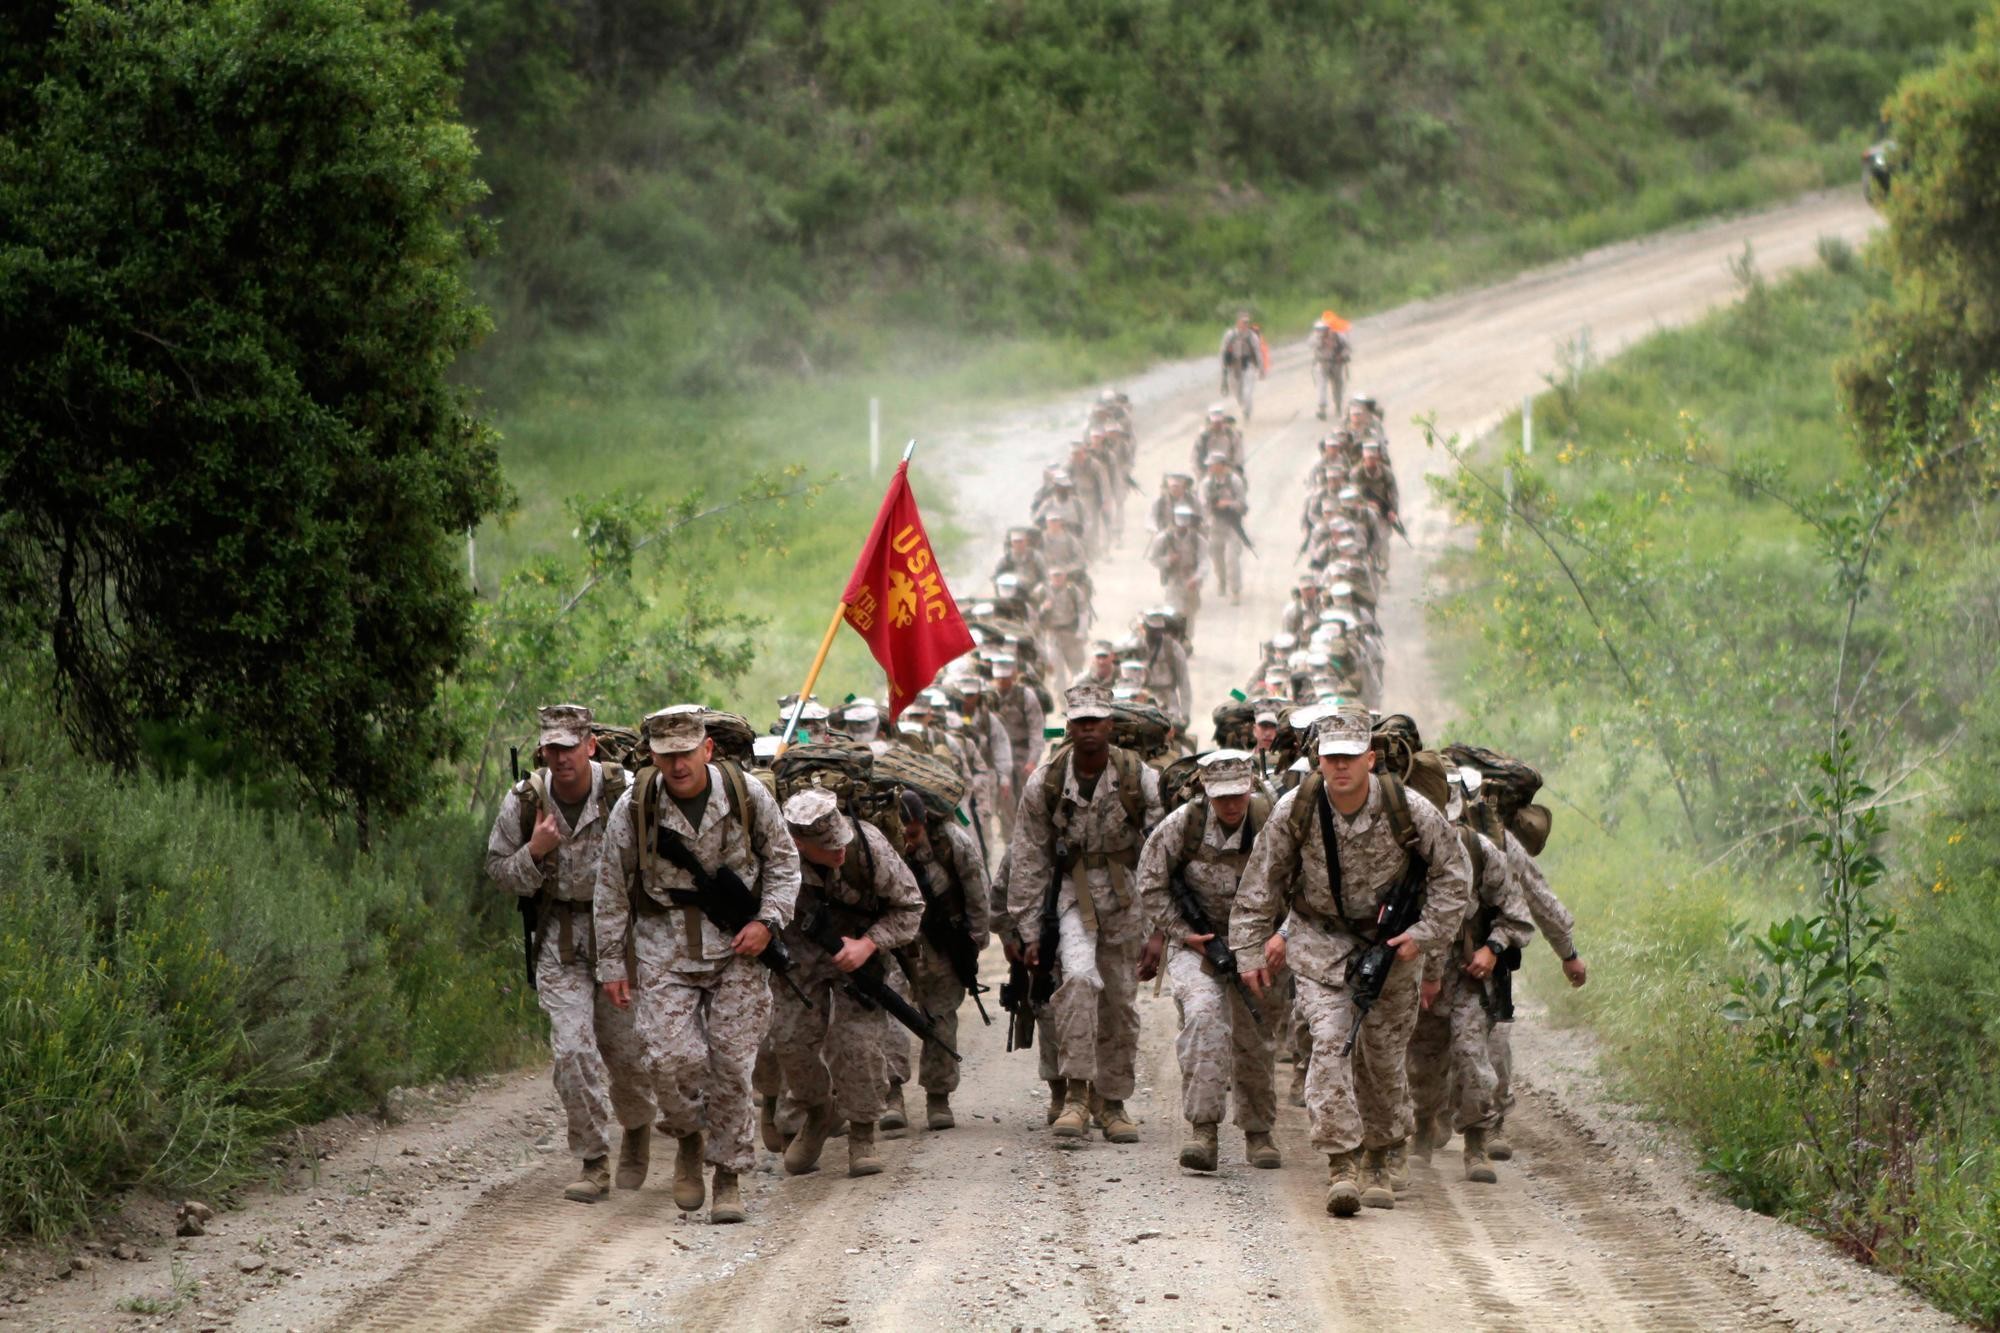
[653, 737, 714, 799]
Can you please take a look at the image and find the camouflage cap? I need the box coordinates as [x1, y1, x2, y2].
[1199, 751, 1256, 798]
[1254, 707, 1282, 726]
[642, 704, 708, 755]
[989, 653, 1018, 677]
[1090, 640, 1116, 657]
[1065, 682, 1116, 720]
[783, 787, 852, 848]
[1205, 451, 1231, 467]
[1316, 707, 1373, 757]
[537, 703, 593, 749]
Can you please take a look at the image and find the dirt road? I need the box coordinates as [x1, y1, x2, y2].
[16, 189, 1964, 1333]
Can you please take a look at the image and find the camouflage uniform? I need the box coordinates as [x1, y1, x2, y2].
[1408, 828, 1533, 1137]
[1229, 769, 1469, 1156]
[1008, 738, 1164, 1104]
[1040, 581, 1089, 681]
[1491, 829, 1577, 1113]
[1146, 526, 1209, 621]
[1219, 326, 1263, 420]
[594, 760, 800, 1174]
[993, 546, 1048, 600]
[1198, 468, 1249, 600]
[1040, 523, 1088, 575]
[1138, 629, 1192, 722]
[487, 758, 654, 1163]
[989, 675, 1045, 793]
[885, 819, 992, 1096]
[1137, 798, 1275, 1135]
[770, 818, 923, 1130]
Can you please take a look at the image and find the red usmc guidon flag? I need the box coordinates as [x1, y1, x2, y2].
[840, 459, 975, 721]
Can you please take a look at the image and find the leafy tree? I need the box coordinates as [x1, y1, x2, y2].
[1840, 9, 2000, 452]
[0, 0, 508, 830]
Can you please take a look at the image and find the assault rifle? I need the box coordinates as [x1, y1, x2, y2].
[1000, 943, 1037, 1052]
[1339, 862, 1427, 1057]
[652, 827, 812, 1008]
[911, 859, 991, 1026]
[508, 746, 540, 991]
[1214, 506, 1258, 556]
[1166, 861, 1261, 1030]
[797, 903, 962, 1061]
[1031, 834, 1067, 1007]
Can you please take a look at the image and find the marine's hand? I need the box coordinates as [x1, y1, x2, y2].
[833, 935, 877, 973]
[602, 979, 631, 1009]
[733, 921, 772, 957]
[1137, 931, 1165, 982]
[1243, 966, 1270, 998]
[527, 808, 563, 859]
[1465, 945, 1497, 980]
[1420, 978, 1442, 1011]
[1263, 932, 1288, 973]
[1563, 955, 1589, 988]
[1384, 931, 1420, 963]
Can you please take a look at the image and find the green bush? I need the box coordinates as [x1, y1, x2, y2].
[0, 752, 538, 1238]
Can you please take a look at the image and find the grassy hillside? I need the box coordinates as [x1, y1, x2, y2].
[440, 0, 1982, 734]
[1429, 254, 2000, 1325]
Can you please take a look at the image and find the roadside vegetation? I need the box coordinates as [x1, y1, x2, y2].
[1429, 19, 2000, 1321]
[0, 0, 1989, 1246]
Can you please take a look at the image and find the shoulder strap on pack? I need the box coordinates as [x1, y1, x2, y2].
[1041, 744, 1074, 816]
[1456, 825, 1486, 884]
[1378, 772, 1419, 853]
[1112, 747, 1144, 833]
[599, 762, 630, 809]
[1287, 771, 1323, 845]
[715, 759, 756, 848]
[518, 769, 552, 845]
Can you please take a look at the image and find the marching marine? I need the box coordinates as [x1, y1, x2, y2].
[1010, 684, 1165, 1144]
[1232, 708, 1469, 1217]
[768, 788, 924, 1179]
[884, 791, 992, 1132]
[1136, 753, 1282, 1172]
[594, 704, 801, 1225]
[485, 704, 655, 1204]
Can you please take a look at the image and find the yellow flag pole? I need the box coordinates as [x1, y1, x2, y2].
[777, 600, 849, 755]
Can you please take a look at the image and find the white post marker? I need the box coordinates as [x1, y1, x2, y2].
[467, 527, 477, 586]
[1522, 393, 1534, 456]
[869, 396, 882, 478]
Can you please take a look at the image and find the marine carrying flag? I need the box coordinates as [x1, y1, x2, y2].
[840, 458, 975, 721]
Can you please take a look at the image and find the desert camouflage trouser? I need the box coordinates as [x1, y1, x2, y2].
[1408, 968, 1502, 1134]
[537, 905, 654, 1161]
[769, 952, 892, 1129]
[1209, 520, 1242, 597]
[886, 958, 969, 1095]
[628, 928, 772, 1173]
[1167, 947, 1277, 1131]
[1050, 903, 1142, 1101]
[1294, 957, 1422, 1154]
[1489, 1020, 1514, 1111]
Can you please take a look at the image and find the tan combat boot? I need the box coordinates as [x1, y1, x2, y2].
[1485, 1116, 1514, 1161]
[758, 1095, 784, 1153]
[847, 1121, 884, 1177]
[672, 1132, 705, 1212]
[615, 1124, 652, 1190]
[1325, 1152, 1361, 1217]
[1360, 1148, 1396, 1209]
[1179, 1122, 1219, 1172]
[879, 1081, 909, 1138]
[1411, 1119, 1435, 1166]
[782, 1103, 834, 1176]
[563, 1155, 610, 1203]
[709, 1167, 745, 1225]
[1463, 1127, 1499, 1184]
[1050, 1080, 1091, 1139]
[1384, 1139, 1410, 1194]
[925, 1092, 955, 1131]
[1087, 1086, 1107, 1130]
[1100, 1099, 1139, 1144]
[1045, 1080, 1067, 1126]
[1287, 1063, 1307, 1108]
[1245, 1130, 1282, 1170]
